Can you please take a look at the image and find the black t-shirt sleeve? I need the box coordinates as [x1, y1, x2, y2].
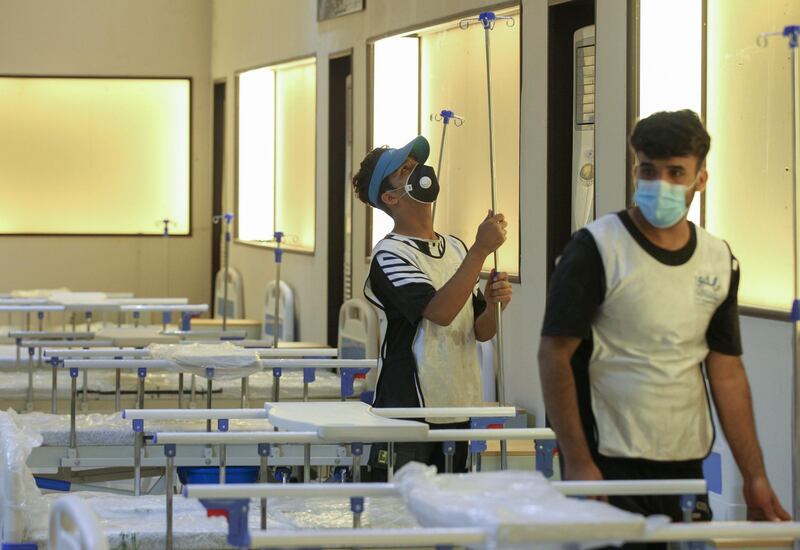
[706, 252, 743, 356]
[473, 287, 487, 319]
[541, 229, 605, 339]
[368, 252, 437, 325]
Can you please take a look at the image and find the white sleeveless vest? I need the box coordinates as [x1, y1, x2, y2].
[585, 214, 732, 460]
[367, 234, 483, 423]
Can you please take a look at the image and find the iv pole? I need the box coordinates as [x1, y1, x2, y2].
[758, 24, 800, 534]
[460, 11, 515, 470]
[431, 109, 465, 225]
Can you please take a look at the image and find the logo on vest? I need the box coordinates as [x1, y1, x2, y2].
[695, 273, 722, 305]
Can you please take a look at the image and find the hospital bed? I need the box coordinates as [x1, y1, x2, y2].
[31, 402, 800, 550]
[4, 334, 360, 413]
[0, 403, 536, 547]
[8, 358, 375, 493]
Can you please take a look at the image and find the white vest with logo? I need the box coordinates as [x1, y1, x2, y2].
[585, 213, 732, 460]
[368, 234, 483, 423]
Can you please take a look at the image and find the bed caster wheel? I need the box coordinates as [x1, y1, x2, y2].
[274, 466, 293, 484]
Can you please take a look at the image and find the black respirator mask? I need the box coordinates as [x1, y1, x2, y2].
[393, 164, 440, 204]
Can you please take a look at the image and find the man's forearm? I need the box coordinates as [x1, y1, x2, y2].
[708, 359, 767, 481]
[538, 342, 594, 470]
[424, 247, 487, 326]
[474, 306, 497, 341]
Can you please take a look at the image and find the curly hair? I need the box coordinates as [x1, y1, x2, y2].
[352, 146, 390, 209]
[631, 110, 711, 168]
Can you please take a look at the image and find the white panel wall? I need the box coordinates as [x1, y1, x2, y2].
[594, 0, 629, 216]
[0, 0, 213, 304]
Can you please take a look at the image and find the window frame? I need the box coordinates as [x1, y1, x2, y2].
[234, 54, 318, 255]
[0, 74, 193, 237]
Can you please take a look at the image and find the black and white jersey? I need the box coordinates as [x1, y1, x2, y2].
[364, 233, 487, 421]
[542, 210, 741, 461]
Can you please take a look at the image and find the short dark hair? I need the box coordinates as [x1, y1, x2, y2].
[352, 146, 393, 211]
[630, 110, 711, 168]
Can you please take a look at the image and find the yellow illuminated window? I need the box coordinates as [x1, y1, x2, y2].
[638, 0, 702, 225]
[0, 77, 190, 235]
[371, 37, 420, 249]
[237, 58, 316, 252]
[370, 9, 521, 277]
[705, 0, 800, 312]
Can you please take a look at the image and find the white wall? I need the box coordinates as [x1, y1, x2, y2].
[734, 316, 793, 510]
[0, 0, 213, 304]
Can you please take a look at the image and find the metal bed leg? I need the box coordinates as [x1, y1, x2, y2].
[165, 444, 176, 550]
[51, 358, 59, 414]
[219, 444, 227, 484]
[258, 443, 270, 530]
[81, 369, 88, 412]
[205, 369, 214, 432]
[26, 346, 34, 412]
[351, 496, 364, 529]
[387, 442, 395, 482]
[303, 443, 311, 483]
[240, 377, 248, 408]
[443, 441, 455, 474]
[69, 367, 78, 450]
[271, 368, 281, 403]
[178, 373, 184, 408]
[351, 443, 363, 483]
[114, 368, 121, 412]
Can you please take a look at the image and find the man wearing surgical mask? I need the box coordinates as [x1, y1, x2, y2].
[351, 135, 512, 477]
[538, 110, 789, 529]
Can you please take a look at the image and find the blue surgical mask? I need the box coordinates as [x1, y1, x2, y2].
[634, 179, 695, 228]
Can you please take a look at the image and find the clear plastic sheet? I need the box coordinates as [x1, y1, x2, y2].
[0, 409, 47, 542]
[26, 492, 419, 549]
[13, 411, 273, 446]
[149, 342, 262, 381]
[394, 462, 651, 550]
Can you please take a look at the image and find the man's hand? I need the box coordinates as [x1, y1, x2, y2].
[744, 475, 791, 521]
[473, 210, 507, 256]
[564, 459, 607, 502]
[483, 270, 512, 311]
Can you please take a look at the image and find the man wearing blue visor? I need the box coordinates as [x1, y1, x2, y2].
[352, 136, 512, 476]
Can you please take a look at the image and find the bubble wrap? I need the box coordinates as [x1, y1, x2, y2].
[149, 342, 261, 381]
[394, 462, 650, 550]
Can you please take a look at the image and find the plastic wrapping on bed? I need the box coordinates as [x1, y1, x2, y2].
[395, 462, 649, 550]
[149, 342, 261, 380]
[27, 492, 417, 548]
[0, 410, 48, 542]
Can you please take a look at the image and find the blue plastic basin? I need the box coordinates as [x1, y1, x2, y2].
[177, 466, 259, 485]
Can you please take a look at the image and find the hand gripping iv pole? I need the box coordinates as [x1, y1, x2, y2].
[431, 109, 465, 225]
[758, 24, 800, 534]
[460, 11, 516, 470]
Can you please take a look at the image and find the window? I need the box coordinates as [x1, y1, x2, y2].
[638, 0, 702, 225]
[236, 57, 316, 252]
[369, 8, 521, 276]
[370, 37, 420, 248]
[704, 0, 799, 312]
[0, 77, 190, 235]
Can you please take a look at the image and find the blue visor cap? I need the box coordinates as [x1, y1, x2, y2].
[368, 136, 430, 209]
